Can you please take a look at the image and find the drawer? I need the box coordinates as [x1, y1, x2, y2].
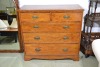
[20, 13, 50, 22]
[24, 44, 79, 55]
[51, 13, 82, 22]
[23, 33, 80, 43]
[21, 23, 81, 33]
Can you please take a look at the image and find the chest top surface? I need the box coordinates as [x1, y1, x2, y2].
[19, 4, 84, 11]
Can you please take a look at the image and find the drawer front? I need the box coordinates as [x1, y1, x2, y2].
[52, 13, 82, 22]
[24, 44, 79, 55]
[23, 33, 80, 43]
[20, 13, 50, 22]
[21, 23, 81, 33]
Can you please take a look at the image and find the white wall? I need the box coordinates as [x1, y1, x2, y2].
[1, 0, 100, 32]
[19, 0, 89, 16]
[19, 0, 90, 31]
[19, 0, 99, 32]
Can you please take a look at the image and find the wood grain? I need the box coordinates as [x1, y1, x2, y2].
[21, 22, 81, 33]
[23, 33, 80, 43]
[17, 5, 83, 61]
[52, 13, 82, 22]
[24, 44, 79, 55]
[20, 13, 50, 22]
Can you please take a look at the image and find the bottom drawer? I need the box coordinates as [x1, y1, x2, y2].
[24, 44, 79, 55]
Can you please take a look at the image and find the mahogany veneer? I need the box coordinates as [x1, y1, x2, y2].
[17, 5, 83, 61]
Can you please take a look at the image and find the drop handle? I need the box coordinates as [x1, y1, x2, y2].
[35, 48, 41, 52]
[63, 15, 70, 19]
[63, 48, 68, 52]
[34, 36, 40, 40]
[33, 25, 39, 28]
[32, 16, 39, 19]
[63, 26, 69, 29]
[63, 36, 69, 40]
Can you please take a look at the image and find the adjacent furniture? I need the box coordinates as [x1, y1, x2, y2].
[0, 28, 18, 43]
[81, 0, 100, 57]
[0, 13, 16, 20]
[0, 13, 18, 43]
[92, 39, 100, 67]
[17, 5, 83, 61]
[81, 33, 100, 57]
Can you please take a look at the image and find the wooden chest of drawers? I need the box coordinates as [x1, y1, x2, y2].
[18, 5, 83, 61]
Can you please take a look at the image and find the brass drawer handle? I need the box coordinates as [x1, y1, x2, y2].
[63, 48, 68, 52]
[63, 26, 69, 29]
[32, 16, 39, 19]
[33, 25, 39, 28]
[35, 48, 41, 52]
[63, 36, 69, 40]
[34, 36, 40, 40]
[63, 15, 70, 19]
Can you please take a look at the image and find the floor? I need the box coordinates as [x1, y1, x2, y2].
[0, 37, 99, 67]
[0, 36, 20, 50]
[0, 52, 98, 67]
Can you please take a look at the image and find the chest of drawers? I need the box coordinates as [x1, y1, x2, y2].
[18, 5, 83, 61]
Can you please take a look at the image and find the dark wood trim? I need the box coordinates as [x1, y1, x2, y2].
[80, 31, 100, 57]
[0, 50, 23, 53]
[13, 0, 19, 9]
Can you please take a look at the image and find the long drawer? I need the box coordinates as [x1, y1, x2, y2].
[21, 22, 81, 33]
[24, 44, 79, 55]
[23, 33, 80, 43]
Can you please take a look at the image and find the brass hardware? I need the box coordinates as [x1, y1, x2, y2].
[63, 26, 69, 29]
[63, 48, 68, 52]
[63, 15, 70, 19]
[63, 36, 69, 40]
[32, 16, 39, 19]
[35, 48, 41, 52]
[33, 25, 39, 28]
[34, 36, 40, 40]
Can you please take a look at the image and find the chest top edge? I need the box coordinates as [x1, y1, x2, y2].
[19, 4, 84, 11]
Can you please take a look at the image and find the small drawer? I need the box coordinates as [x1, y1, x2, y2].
[51, 13, 82, 22]
[21, 22, 81, 33]
[24, 44, 79, 55]
[23, 33, 80, 43]
[20, 13, 50, 22]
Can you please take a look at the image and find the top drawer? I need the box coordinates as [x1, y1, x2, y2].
[51, 13, 82, 22]
[20, 13, 50, 22]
